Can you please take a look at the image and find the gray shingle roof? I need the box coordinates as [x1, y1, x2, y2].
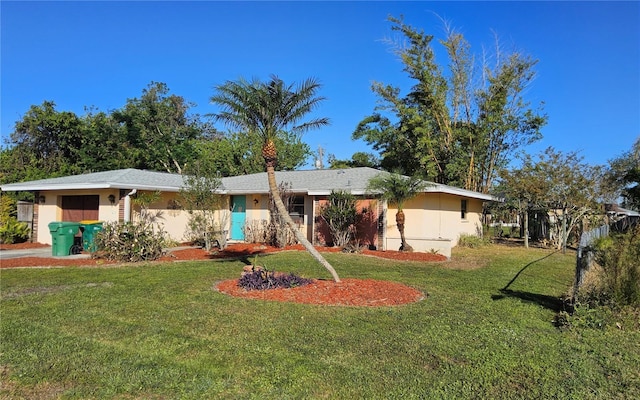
[1, 167, 496, 201]
[220, 167, 387, 195]
[0, 169, 186, 192]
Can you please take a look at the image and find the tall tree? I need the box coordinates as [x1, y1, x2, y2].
[499, 148, 603, 251]
[112, 82, 206, 173]
[354, 16, 546, 193]
[76, 108, 130, 172]
[192, 129, 311, 177]
[8, 101, 84, 179]
[328, 152, 380, 169]
[210, 75, 341, 282]
[366, 171, 427, 252]
[605, 137, 640, 210]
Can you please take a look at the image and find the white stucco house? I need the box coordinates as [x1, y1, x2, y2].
[1, 167, 496, 257]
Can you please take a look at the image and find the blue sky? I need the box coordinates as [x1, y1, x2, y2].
[2, 1, 638, 168]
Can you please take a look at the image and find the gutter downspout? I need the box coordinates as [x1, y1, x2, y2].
[124, 189, 137, 222]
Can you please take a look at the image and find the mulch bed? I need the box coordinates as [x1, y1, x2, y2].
[1, 242, 442, 306]
[215, 278, 425, 307]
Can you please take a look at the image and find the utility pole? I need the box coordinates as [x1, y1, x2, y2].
[315, 145, 325, 169]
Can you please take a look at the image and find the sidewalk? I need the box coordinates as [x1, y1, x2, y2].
[0, 247, 90, 260]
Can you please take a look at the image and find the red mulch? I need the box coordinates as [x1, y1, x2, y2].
[0, 242, 50, 250]
[1, 242, 440, 306]
[215, 278, 424, 307]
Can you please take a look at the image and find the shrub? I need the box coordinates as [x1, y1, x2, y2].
[0, 217, 30, 244]
[243, 219, 296, 248]
[458, 233, 491, 248]
[586, 225, 640, 307]
[0, 196, 30, 244]
[238, 267, 313, 291]
[93, 221, 167, 262]
[320, 190, 358, 247]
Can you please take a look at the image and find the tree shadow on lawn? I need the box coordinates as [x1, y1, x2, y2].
[491, 250, 571, 313]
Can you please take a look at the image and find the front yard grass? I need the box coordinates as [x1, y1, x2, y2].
[1, 245, 639, 399]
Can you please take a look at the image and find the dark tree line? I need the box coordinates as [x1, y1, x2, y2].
[0, 82, 311, 189]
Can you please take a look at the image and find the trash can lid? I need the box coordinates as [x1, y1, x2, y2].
[79, 220, 101, 224]
[49, 221, 81, 226]
[48, 221, 80, 232]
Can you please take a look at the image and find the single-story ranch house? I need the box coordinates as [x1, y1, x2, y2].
[1, 167, 496, 257]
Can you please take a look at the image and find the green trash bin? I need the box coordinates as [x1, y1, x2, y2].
[48, 222, 81, 256]
[80, 220, 103, 252]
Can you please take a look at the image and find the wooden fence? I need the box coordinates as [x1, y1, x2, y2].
[574, 224, 609, 294]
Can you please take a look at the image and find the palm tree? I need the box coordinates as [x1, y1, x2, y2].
[210, 75, 341, 282]
[367, 172, 428, 252]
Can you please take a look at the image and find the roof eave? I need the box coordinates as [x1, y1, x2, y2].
[0, 183, 184, 192]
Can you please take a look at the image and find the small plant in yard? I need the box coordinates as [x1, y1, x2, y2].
[238, 264, 313, 291]
[342, 240, 365, 253]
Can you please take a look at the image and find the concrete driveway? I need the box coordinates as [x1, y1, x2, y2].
[0, 247, 89, 260]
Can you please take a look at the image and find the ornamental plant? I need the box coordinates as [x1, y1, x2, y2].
[238, 266, 313, 291]
[93, 221, 167, 262]
[320, 190, 358, 248]
[0, 196, 30, 244]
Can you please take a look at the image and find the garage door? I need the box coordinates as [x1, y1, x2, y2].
[61, 195, 99, 221]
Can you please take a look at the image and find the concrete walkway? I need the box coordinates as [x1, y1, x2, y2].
[0, 246, 195, 261]
[0, 247, 91, 260]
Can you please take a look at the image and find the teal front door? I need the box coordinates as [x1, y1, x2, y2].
[230, 196, 246, 240]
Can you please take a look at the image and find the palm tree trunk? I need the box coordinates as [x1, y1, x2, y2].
[266, 165, 341, 282]
[396, 210, 413, 252]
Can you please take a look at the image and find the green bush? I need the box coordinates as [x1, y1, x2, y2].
[0, 196, 30, 244]
[320, 190, 358, 247]
[0, 217, 30, 244]
[93, 221, 167, 262]
[577, 225, 640, 309]
[458, 233, 491, 248]
[593, 226, 640, 307]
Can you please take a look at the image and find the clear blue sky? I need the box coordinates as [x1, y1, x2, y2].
[2, 1, 638, 168]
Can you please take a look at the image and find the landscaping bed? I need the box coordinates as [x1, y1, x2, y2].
[1, 242, 441, 306]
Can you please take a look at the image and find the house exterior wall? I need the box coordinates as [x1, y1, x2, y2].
[246, 194, 270, 222]
[385, 193, 484, 257]
[130, 191, 193, 243]
[36, 189, 121, 245]
[32, 188, 485, 255]
[240, 194, 313, 243]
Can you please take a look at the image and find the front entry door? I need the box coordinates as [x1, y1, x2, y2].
[230, 196, 246, 240]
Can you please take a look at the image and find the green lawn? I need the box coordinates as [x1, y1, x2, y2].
[1, 245, 639, 399]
